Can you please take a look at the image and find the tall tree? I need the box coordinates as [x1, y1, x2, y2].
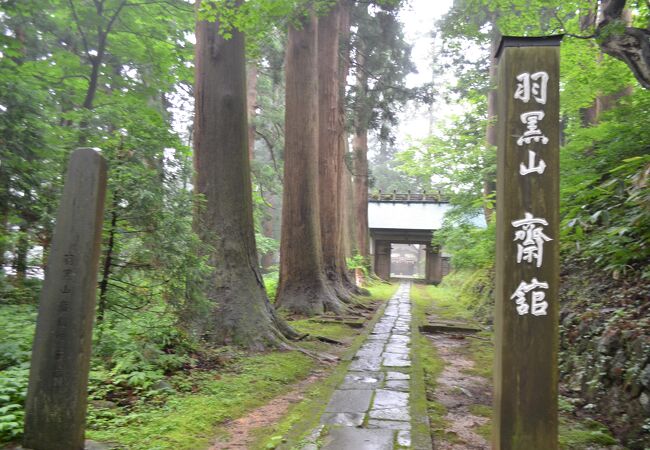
[276, 13, 344, 315]
[337, 0, 358, 272]
[317, 1, 355, 298]
[348, 2, 415, 258]
[193, 2, 296, 347]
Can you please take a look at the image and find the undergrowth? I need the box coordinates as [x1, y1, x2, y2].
[86, 351, 313, 450]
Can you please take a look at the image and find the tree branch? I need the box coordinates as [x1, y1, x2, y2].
[67, 0, 91, 57]
[254, 129, 284, 185]
[597, 0, 650, 89]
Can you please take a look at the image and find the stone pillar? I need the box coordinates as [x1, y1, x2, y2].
[493, 36, 561, 450]
[24, 148, 107, 450]
[425, 246, 442, 285]
[374, 240, 391, 281]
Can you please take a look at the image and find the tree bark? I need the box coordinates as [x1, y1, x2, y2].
[14, 224, 29, 283]
[336, 0, 364, 292]
[276, 14, 344, 316]
[247, 63, 258, 160]
[97, 199, 118, 324]
[350, 34, 371, 260]
[193, 4, 297, 348]
[598, 0, 650, 89]
[317, 2, 353, 300]
[352, 127, 369, 258]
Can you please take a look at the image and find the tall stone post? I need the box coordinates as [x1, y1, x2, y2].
[493, 36, 562, 449]
[24, 148, 107, 450]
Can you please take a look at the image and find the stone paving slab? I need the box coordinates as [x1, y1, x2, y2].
[368, 419, 412, 430]
[320, 412, 365, 427]
[321, 427, 395, 450]
[349, 358, 382, 371]
[373, 389, 409, 408]
[385, 379, 410, 391]
[339, 372, 384, 390]
[369, 406, 411, 422]
[325, 389, 373, 413]
[386, 371, 410, 380]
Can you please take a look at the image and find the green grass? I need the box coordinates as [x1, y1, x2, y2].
[365, 281, 399, 303]
[289, 320, 355, 343]
[87, 351, 314, 450]
[559, 418, 618, 448]
[409, 282, 449, 441]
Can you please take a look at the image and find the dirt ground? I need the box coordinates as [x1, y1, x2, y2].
[209, 370, 328, 450]
[427, 333, 492, 450]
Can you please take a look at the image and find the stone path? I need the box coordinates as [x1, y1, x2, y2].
[314, 282, 420, 449]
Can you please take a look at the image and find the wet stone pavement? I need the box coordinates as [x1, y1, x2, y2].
[310, 282, 419, 449]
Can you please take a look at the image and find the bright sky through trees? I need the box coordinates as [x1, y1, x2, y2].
[397, 0, 457, 144]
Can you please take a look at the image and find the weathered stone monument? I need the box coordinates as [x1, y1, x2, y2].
[494, 36, 562, 449]
[23, 148, 107, 450]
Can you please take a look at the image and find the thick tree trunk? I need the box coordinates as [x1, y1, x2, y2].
[351, 36, 370, 260]
[276, 14, 344, 316]
[336, 0, 363, 293]
[352, 128, 369, 258]
[247, 63, 258, 160]
[193, 6, 297, 348]
[317, 2, 353, 300]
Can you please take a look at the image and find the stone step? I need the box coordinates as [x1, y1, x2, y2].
[419, 322, 482, 334]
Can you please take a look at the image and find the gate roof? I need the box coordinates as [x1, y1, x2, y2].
[368, 201, 452, 231]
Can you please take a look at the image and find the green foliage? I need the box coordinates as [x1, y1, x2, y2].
[0, 305, 36, 370]
[94, 306, 197, 388]
[433, 221, 495, 271]
[0, 368, 29, 443]
[198, 0, 334, 52]
[350, 0, 418, 174]
[263, 269, 279, 302]
[428, 269, 494, 325]
[346, 253, 371, 276]
[561, 92, 650, 278]
[395, 104, 492, 205]
[0, 279, 41, 306]
[559, 418, 618, 448]
[0, 304, 34, 443]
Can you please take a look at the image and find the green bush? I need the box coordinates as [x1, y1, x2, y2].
[0, 367, 29, 443]
[263, 270, 279, 302]
[0, 305, 36, 371]
[434, 220, 495, 271]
